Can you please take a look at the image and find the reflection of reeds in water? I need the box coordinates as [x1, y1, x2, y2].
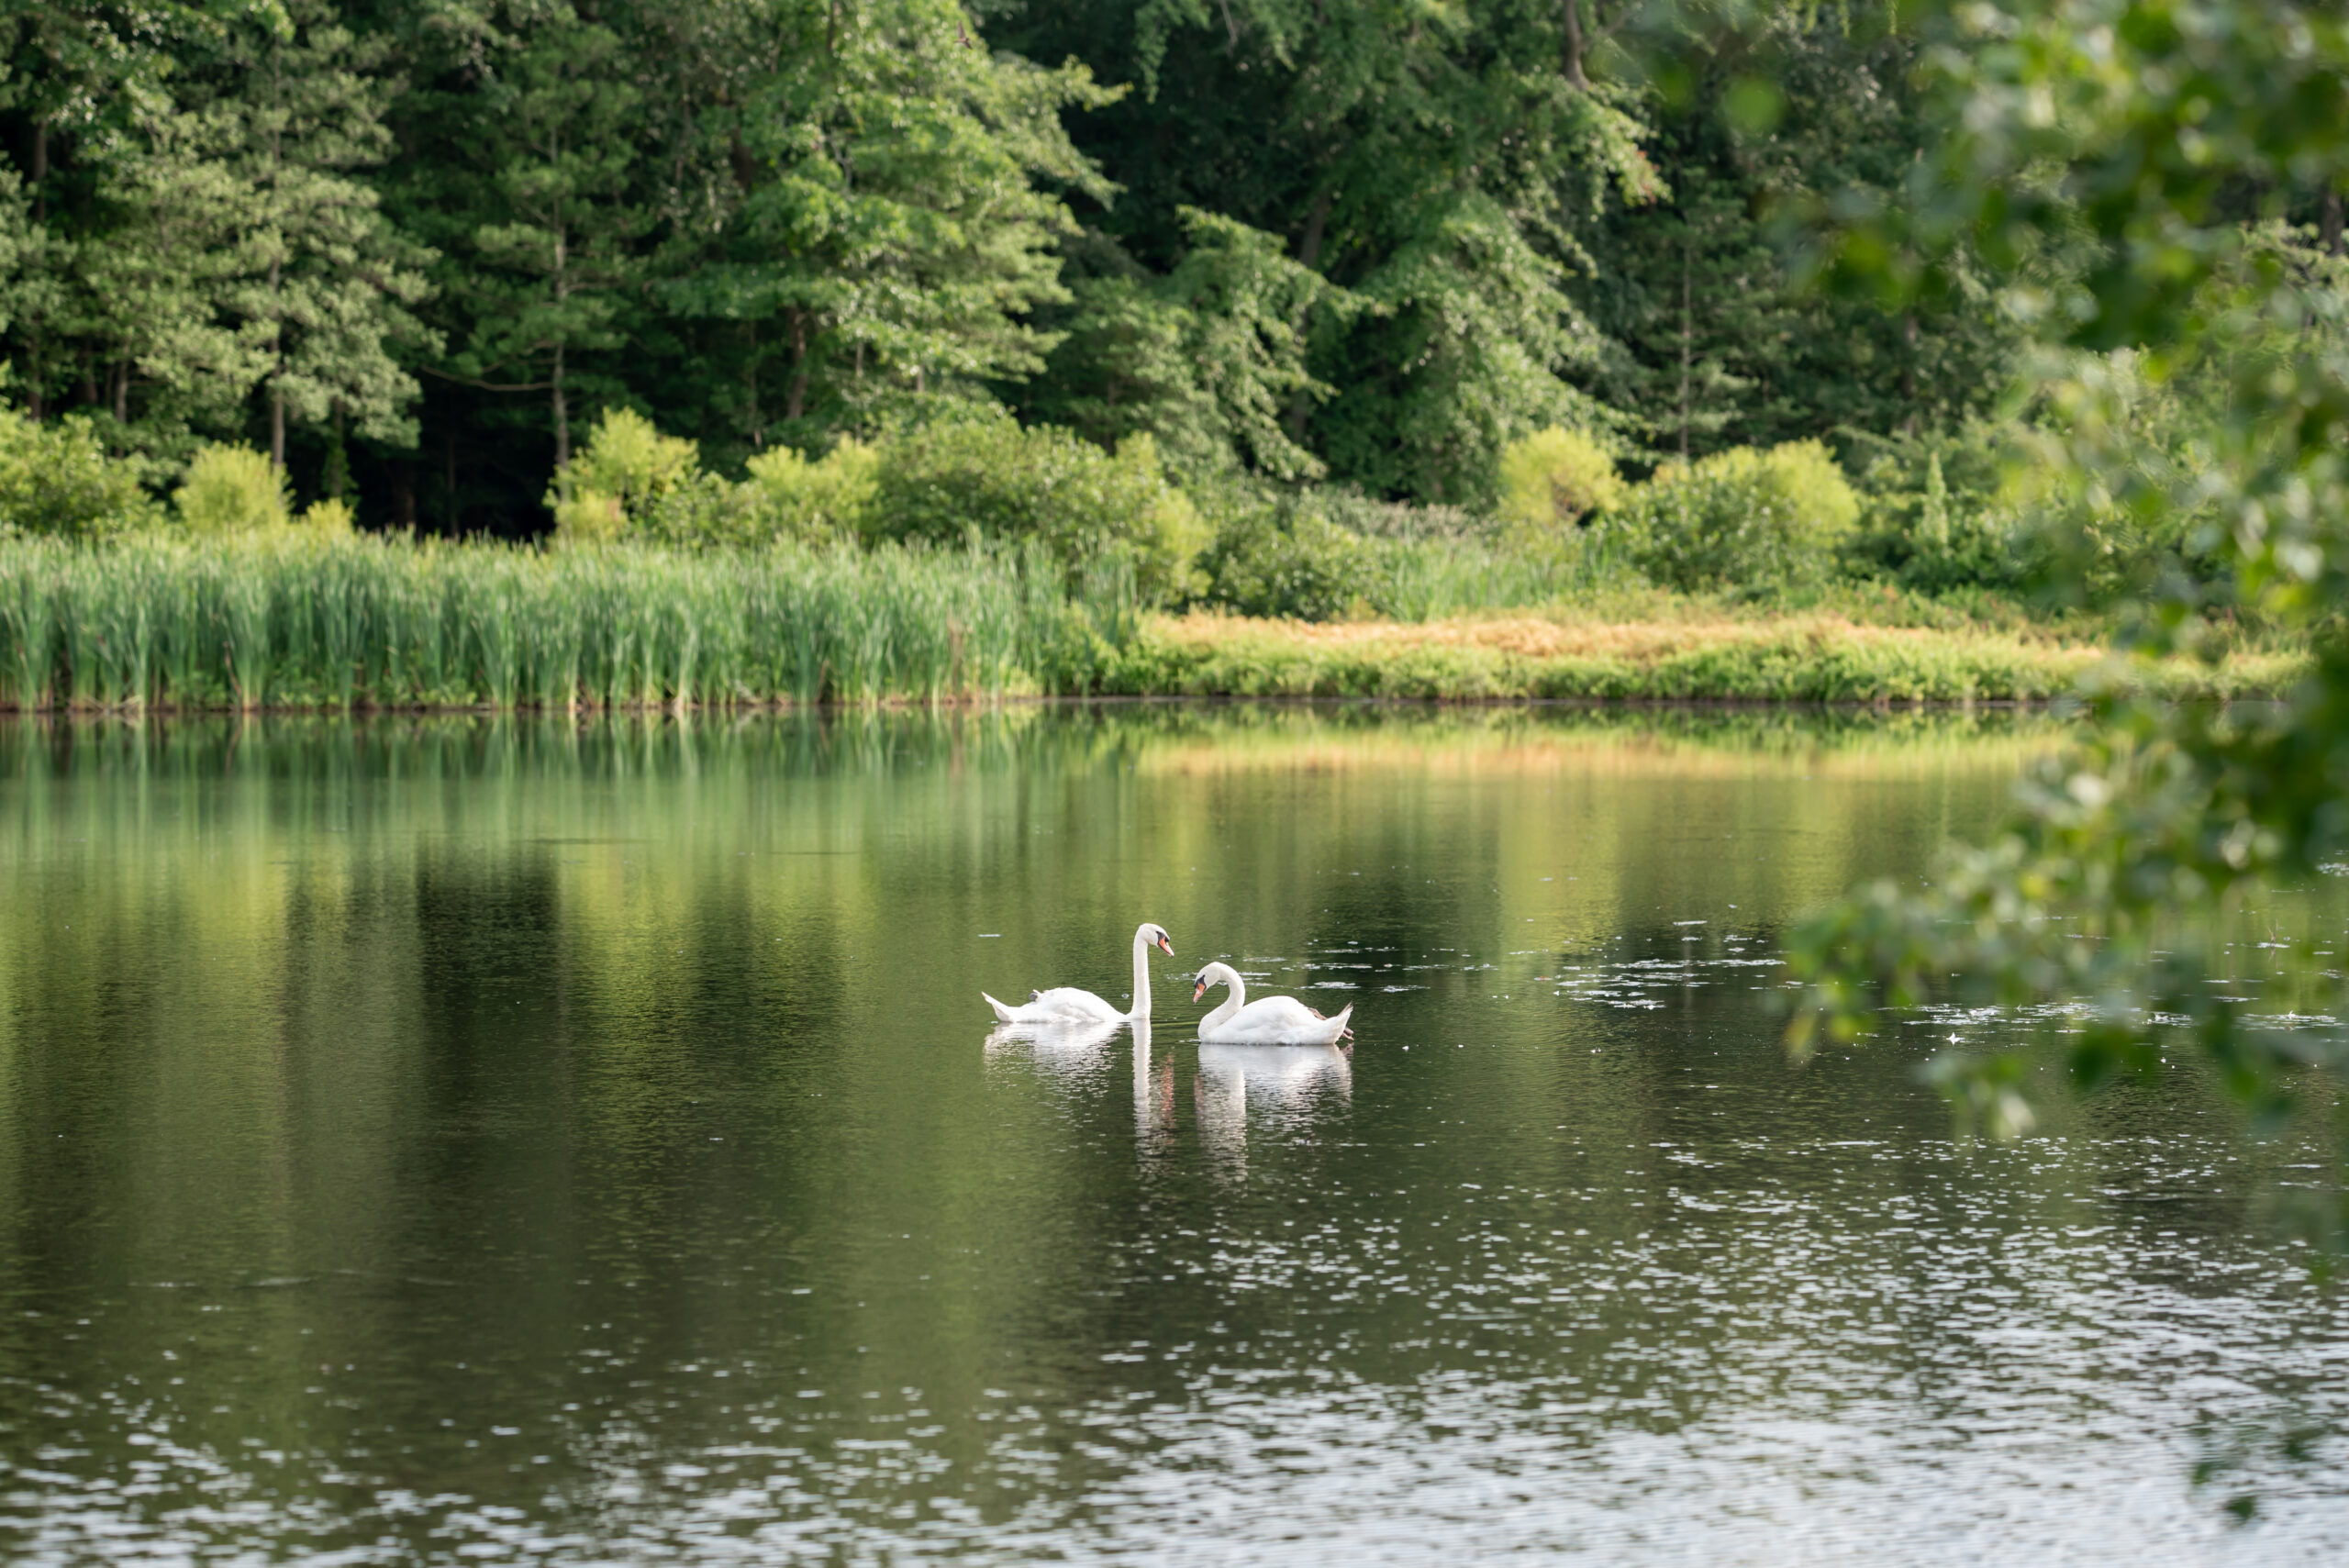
[0, 700, 2087, 792]
[1122, 704, 2081, 781]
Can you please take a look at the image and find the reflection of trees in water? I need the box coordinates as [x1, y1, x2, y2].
[1193, 1042, 1353, 1180]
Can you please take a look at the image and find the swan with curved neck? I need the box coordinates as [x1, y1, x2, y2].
[985, 922, 1174, 1026]
[1191, 961, 1354, 1046]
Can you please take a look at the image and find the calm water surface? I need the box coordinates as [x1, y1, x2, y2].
[1, 706, 2344, 1565]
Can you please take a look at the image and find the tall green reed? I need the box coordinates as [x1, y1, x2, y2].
[0, 532, 1141, 710]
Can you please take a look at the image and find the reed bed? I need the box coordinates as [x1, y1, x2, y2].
[1366, 539, 1597, 622]
[0, 533, 1137, 710]
[2, 532, 2299, 711]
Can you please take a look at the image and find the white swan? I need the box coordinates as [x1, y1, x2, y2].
[984, 922, 1174, 1026]
[1192, 961, 1354, 1045]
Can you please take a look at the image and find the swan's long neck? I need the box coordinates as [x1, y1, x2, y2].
[1128, 928, 1152, 1020]
[1201, 968, 1245, 1033]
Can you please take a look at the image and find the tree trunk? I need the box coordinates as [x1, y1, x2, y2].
[2325, 189, 2344, 258]
[1678, 235, 1693, 461]
[112, 363, 128, 424]
[785, 311, 810, 424]
[551, 215, 571, 483]
[269, 259, 285, 469]
[267, 47, 287, 472]
[27, 120, 46, 420]
[1561, 0, 1589, 91]
[1284, 187, 1336, 442]
[1297, 186, 1332, 272]
[1901, 314, 1920, 435]
[552, 342, 571, 478]
[742, 320, 762, 445]
[325, 405, 349, 503]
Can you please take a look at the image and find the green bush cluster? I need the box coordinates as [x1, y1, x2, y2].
[1194, 495, 1368, 621]
[0, 411, 161, 539]
[1191, 433, 1896, 622]
[551, 405, 1204, 604]
[1600, 440, 1861, 594]
[868, 408, 1204, 603]
[1844, 426, 2032, 595]
[1, 398, 2065, 636]
[1497, 427, 1626, 543]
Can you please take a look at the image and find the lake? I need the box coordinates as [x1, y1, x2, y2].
[0, 705, 2343, 1564]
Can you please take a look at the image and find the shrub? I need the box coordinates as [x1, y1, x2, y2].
[1497, 427, 1624, 541]
[1308, 487, 1492, 542]
[551, 487, 629, 543]
[1609, 439, 1860, 592]
[1197, 495, 1365, 621]
[549, 409, 699, 545]
[0, 411, 157, 538]
[872, 406, 1205, 602]
[1844, 424, 2031, 595]
[176, 445, 289, 534]
[300, 498, 357, 535]
[736, 439, 881, 544]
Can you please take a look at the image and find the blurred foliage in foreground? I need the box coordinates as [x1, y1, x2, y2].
[1782, 1, 2349, 1235]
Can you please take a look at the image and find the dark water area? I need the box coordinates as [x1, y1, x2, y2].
[0, 706, 2343, 1564]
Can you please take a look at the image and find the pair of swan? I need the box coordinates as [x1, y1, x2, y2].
[983, 922, 1354, 1047]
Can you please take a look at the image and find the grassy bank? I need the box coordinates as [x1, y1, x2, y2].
[0, 533, 2300, 709]
[1107, 611, 2303, 703]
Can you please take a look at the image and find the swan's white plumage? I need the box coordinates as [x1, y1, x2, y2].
[983, 923, 1173, 1026]
[1192, 962, 1354, 1046]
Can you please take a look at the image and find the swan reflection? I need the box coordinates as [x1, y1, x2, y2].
[1131, 1022, 1179, 1174]
[1194, 1041, 1353, 1177]
[983, 1016, 1124, 1090]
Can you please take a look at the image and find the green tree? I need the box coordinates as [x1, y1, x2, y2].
[1034, 206, 1357, 483]
[1575, 7, 2018, 462]
[66, 95, 266, 455]
[0, 0, 195, 422]
[209, 0, 434, 469]
[1008, 0, 1664, 504]
[649, 0, 1116, 458]
[418, 0, 648, 478]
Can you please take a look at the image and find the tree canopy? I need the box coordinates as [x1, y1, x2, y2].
[0, 0, 2033, 529]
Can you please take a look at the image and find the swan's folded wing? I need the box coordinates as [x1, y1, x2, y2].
[1241, 996, 1324, 1029]
[1021, 986, 1120, 1021]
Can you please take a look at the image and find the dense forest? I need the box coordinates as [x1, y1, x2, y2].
[0, 0, 2043, 538]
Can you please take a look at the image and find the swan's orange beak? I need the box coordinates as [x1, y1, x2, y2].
[1192, 975, 1208, 1002]
[1157, 935, 1174, 956]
